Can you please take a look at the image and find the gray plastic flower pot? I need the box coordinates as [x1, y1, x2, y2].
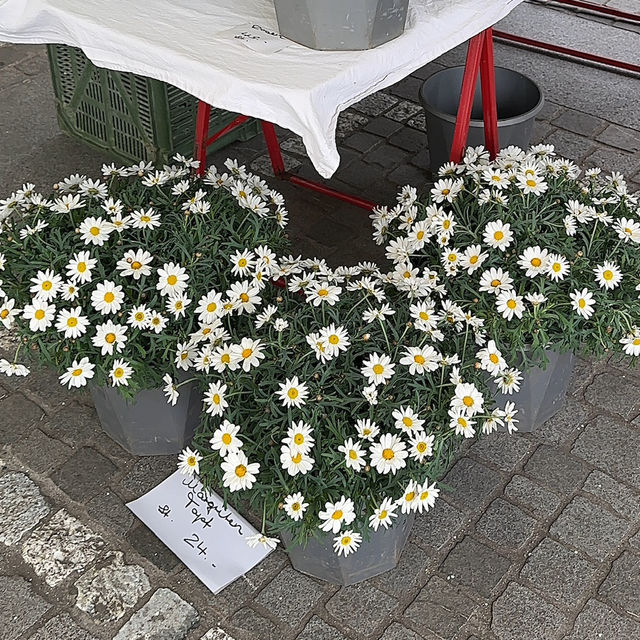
[419, 66, 544, 173]
[274, 0, 409, 51]
[281, 514, 414, 585]
[89, 382, 202, 455]
[492, 349, 575, 432]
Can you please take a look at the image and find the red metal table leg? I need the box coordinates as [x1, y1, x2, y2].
[194, 101, 211, 177]
[261, 121, 286, 177]
[450, 32, 484, 163]
[479, 28, 499, 158]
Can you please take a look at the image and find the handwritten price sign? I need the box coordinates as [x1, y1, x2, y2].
[127, 472, 271, 594]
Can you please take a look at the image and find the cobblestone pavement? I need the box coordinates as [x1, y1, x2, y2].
[2, 1, 640, 638]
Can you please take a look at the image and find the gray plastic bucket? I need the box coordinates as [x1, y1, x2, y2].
[90, 381, 202, 455]
[420, 66, 544, 173]
[281, 514, 414, 585]
[491, 349, 575, 432]
[274, 0, 409, 51]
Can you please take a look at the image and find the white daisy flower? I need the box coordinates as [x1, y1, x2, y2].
[448, 409, 476, 438]
[369, 497, 398, 531]
[29, 269, 62, 302]
[51, 193, 85, 213]
[0, 359, 30, 377]
[79, 216, 112, 246]
[245, 533, 279, 551]
[226, 280, 261, 314]
[503, 401, 519, 434]
[203, 381, 228, 416]
[392, 406, 425, 433]
[175, 341, 197, 371]
[101, 196, 123, 216]
[431, 177, 463, 203]
[355, 418, 379, 441]
[494, 368, 523, 394]
[517, 246, 549, 278]
[616, 217, 640, 244]
[166, 293, 191, 319]
[399, 345, 440, 375]
[210, 420, 243, 456]
[620, 327, 640, 356]
[397, 480, 419, 514]
[280, 445, 314, 476]
[570, 288, 595, 319]
[545, 253, 570, 282]
[593, 261, 622, 290]
[22, 299, 56, 332]
[0, 298, 19, 328]
[131, 207, 161, 229]
[177, 447, 202, 476]
[211, 343, 241, 373]
[318, 496, 356, 533]
[479, 267, 514, 294]
[483, 220, 513, 251]
[415, 481, 440, 513]
[195, 291, 224, 325]
[59, 357, 95, 388]
[496, 290, 525, 321]
[282, 421, 315, 454]
[362, 304, 396, 324]
[361, 352, 395, 386]
[460, 244, 488, 274]
[92, 320, 128, 356]
[525, 292, 547, 307]
[109, 212, 132, 233]
[410, 302, 441, 332]
[116, 249, 153, 280]
[451, 382, 485, 416]
[476, 340, 507, 374]
[91, 280, 125, 315]
[276, 376, 309, 408]
[333, 531, 362, 557]
[362, 384, 379, 405]
[163, 374, 179, 406]
[319, 324, 350, 358]
[370, 433, 408, 475]
[338, 438, 366, 472]
[55, 307, 89, 339]
[156, 262, 189, 297]
[128, 304, 151, 329]
[517, 173, 548, 195]
[283, 492, 308, 521]
[60, 281, 80, 302]
[229, 249, 256, 277]
[408, 431, 435, 462]
[109, 359, 133, 387]
[66, 251, 97, 284]
[563, 214, 577, 236]
[305, 281, 342, 306]
[231, 338, 265, 372]
[221, 450, 260, 492]
[483, 408, 506, 434]
[273, 318, 289, 332]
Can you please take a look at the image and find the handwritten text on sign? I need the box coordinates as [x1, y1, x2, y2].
[127, 471, 271, 594]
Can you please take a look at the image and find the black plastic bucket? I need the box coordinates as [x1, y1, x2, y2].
[420, 66, 544, 173]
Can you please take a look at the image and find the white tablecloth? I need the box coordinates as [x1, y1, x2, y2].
[0, 0, 523, 177]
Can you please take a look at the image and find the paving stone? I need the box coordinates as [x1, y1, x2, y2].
[567, 357, 593, 398]
[585, 145, 640, 179]
[296, 615, 349, 640]
[504, 475, 562, 518]
[550, 496, 630, 560]
[363, 117, 403, 138]
[250, 152, 301, 178]
[410, 499, 466, 550]
[371, 541, 431, 598]
[119, 455, 177, 499]
[476, 499, 537, 549]
[631, 531, 640, 551]
[530, 397, 589, 446]
[0, 575, 52, 640]
[336, 111, 369, 139]
[229, 607, 281, 640]
[27, 613, 98, 640]
[364, 143, 408, 169]
[326, 582, 398, 634]
[22, 508, 105, 587]
[126, 523, 181, 572]
[582, 470, 640, 520]
[410, 146, 431, 171]
[13, 428, 73, 475]
[388, 75, 423, 102]
[74, 551, 150, 623]
[403, 575, 477, 639]
[469, 432, 533, 471]
[585, 372, 640, 420]
[86, 491, 135, 536]
[379, 622, 435, 640]
[0, 392, 44, 442]
[255, 566, 325, 629]
[352, 92, 399, 117]
[387, 163, 429, 187]
[388, 126, 427, 154]
[23, 364, 84, 412]
[42, 403, 101, 447]
[443, 458, 503, 512]
[551, 110, 607, 137]
[564, 599, 640, 640]
[544, 128, 596, 163]
[491, 582, 565, 640]
[406, 111, 426, 132]
[51, 447, 117, 503]
[0, 471, 50, 545]
[524, 445, 591, 494]
[343, 131, 382, 154]
[386, 100, 423, 123]
[280, 135, 308, 157]
[599, 550, 640, 617]
[330, 161, 386, 192]
[597, 123, 640, 153]
[572, 415, 640, 487]
[113, 588, 199, 640]
[440, 537, 511, 599]
[520, 538, 598, 607]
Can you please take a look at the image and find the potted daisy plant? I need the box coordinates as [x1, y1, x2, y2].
[0, 156, 289, 454]
[372, 144, 640, 430]
[176, 254, 520, 584]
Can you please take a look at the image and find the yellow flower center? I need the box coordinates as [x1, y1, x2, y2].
[419, 311, 429, 321]
[242, 348, 253, 359]
[448, 253, 457, 262]
[135, 312, 145, 322]
[457, 417, 468, 427]
[167, 275, 178, 286]
[288, 388, 299, 399]
[318, 289, 328, 297]
[235, 465, 247, 477]
[442, 220, 451, 229]
[552, 262, 562, 272]
[579, 299, 586, 308]
[633, 339, 640, 346]
[294, 434, 305, 445]
[34, 309, 45, 320]
[240, 293, 250, 303]
[379, 510, 388, 519]
[114, 367, 124, 378]
[489, 353, 499, 364]
[292, 503, 301, 511]
[332, 510, 343, 520]
[90, 226, 100, 236]
[463, 396, 474, 407]
[526, 179, 537, 187]
[72, 368, 83, 377]
[414, 355, 425, 365]
[221, 353, 231, 364]
[207, 302, 217, 313]
[420, 491, 429, 500]
[417, 442, 427, 453]
[0, 310, 8, 319]
[42, 280, 52, 290]
[603, 270, 613, 281]
[531, 257, 542, 267]
[213, 394, 220, 404]
[348, 450, 358, 460]
[328, 335, 339, 345]
[67, 317, 78, 327]
[140, 215, 151, 223]
[507, 299, 517, 310]
[373, 364, 384, 375]
[238, 258, 247, 268]
[403, 271, 412, 279]
[402, 417, 413, 427]
[291, 453, 302, 464]
[180, 352, 189, 361]
[131, 261, 142, 270]
[494, 231, 504, 241]
[104, 292, 115, 303]
[405, 492, 416, 502]
[442, 189, 450, 196]
[105, 333, 116, 344]
[77, 262, 87, 273]
[222, 433, 232, 445]
[470, 255, 479, 264]
[625, 227, 632, 236]
[382, 448, 395, 460]
[416, 231, 425, 240]
[175, 302, 183, 310]
[341, 536, 352, 546]
[491, 279, 501, 288]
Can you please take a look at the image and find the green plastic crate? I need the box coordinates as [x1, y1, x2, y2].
[47, 44, 260, 165]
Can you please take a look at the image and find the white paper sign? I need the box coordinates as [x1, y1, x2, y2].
[127, 471, 271, 594]
[222, 23, 291, 54]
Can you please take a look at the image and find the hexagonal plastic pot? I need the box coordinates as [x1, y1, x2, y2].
[274, 0, 409, 51]
[89, 382, 202, 456]
[281, 514, 414, 585]
[492, 349, 575, 432]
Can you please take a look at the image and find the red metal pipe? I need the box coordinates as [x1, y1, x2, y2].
[542, 0, 640, 23]
[194, 101, 211, 176]
[261, 121, 286, 177]
[493, 29, 640, 74]
[284, 173, 377, 210]
[205, 114, 250, 147]
[479, 28, 499, 158]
